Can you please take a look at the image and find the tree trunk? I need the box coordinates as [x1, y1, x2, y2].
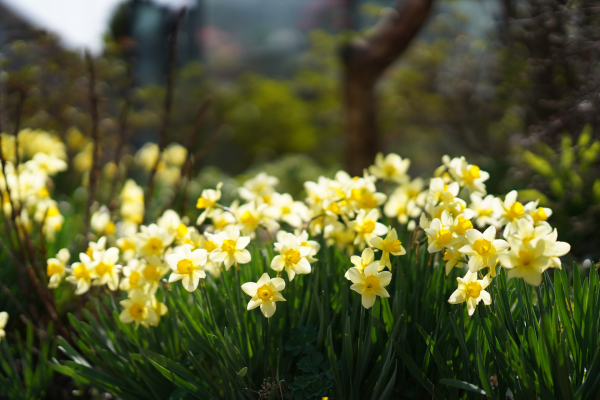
[342, 0, 436, 176]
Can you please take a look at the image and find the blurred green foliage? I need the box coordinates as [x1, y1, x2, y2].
[514, 124, 600, 258]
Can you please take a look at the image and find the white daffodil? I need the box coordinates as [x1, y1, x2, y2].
[196, 182, 223, 225]
[424, 211, 457, 253]
[345, 247, 379, 280]
[119, 290, 158, 328]
[46, 248, 70, 289]
[0, 312, 7, 341]
[116, 235, 137, 262]
[230, 200, 273, 236]
[493, 190, 531, 235]
[119, 258, 147, 292]
[369, 152, 410, 183]
[241, 273, 286, 318]
[271, 232, 312, 281]
[348, 262, 392, 309]
[384, 190, 421, 225]
[542, 228, 570, 269]
[166, 246, 208, 292]
[468, 194, 498, 228]
[66, 253, 95, 295]
[90, 247, 121, 291]
[524, 201, 553, 227]
[349, 209, 388, 249]
[209, 225, 251, 270]
[369, 228, 406, 269]
[447, 157, 489, 195]
[90, 206, 114, 236]
[270, 193, 309, 228]
[442, 246, 466, 276]
[499, 237, 550, 286]
[239, 172, 279, 203]
[135, 224, 174, 258]
[295, 230, 320, 264]
[459, 226, 509, 272]
[448, 270, 492, 316]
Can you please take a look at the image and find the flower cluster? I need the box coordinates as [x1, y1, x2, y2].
[0, 130, 67, 241]
[419, 156, 570, 315]
[43, 145, 571, 326]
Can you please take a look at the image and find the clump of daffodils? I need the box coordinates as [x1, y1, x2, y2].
[41, 135, 570, 325]
[421, 156, 570, 316]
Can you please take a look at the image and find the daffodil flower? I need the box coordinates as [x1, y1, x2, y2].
[448, 270, 492, 316]
[135, 224, 174, 258]
[241, 273, 286, 318]
[66, 253, 95, 295]
[499, 237, 551, 286]
[166, 246, 208, 292]
[196, 182, 223, 225]
[119, 290, 158, 328]
[459, 226, 509, 272]
[270, 232, 311, 281]
[0, 312, 8, 341]
[368, 152, 410, 183]
[209, 225, 251, 270]
[46, 248, 70, 289]
[91, 247, 121, 291]
[345, 247, 379, 280]
[348, 262, 392, 309]
[369, 228, 406, 269]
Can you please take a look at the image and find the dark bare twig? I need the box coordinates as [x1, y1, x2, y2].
[84, 50, 101, 241]
[107, 59, 135, 209]
[160, 96, 212, 215]
[144, 8, 186, 221]
[180, 123, 224, 216]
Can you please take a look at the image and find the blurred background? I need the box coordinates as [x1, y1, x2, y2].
[0, 0, 599, 260]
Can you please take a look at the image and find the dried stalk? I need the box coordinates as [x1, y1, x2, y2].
[107, 59, 134, 209]
[144, 8, 186, 221]
[160, 96, 212, 214]
[180, 123, 224, 217]
[84, 50, 101, 241]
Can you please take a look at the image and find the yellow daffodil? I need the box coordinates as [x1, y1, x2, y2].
[348, 262, 392, 309]
[241, 273, 286, 318]
[369, 228, 406, 269]
[448, 270, 492, 316]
